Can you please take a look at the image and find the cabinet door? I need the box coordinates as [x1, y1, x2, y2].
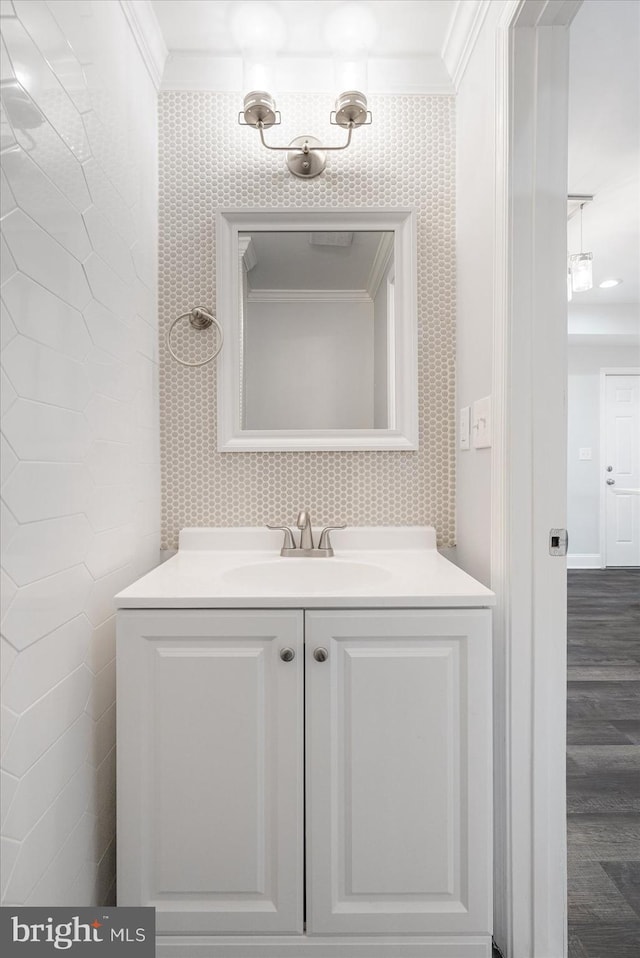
[305, 609, 492, 936]
[117, 610, 303, 934]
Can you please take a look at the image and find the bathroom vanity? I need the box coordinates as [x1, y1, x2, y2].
[115, 527, 495, 957]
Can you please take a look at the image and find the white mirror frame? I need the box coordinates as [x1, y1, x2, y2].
[216, 208, 418, 452]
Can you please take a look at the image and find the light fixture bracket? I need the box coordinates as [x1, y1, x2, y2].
[286, 136, 327, 179]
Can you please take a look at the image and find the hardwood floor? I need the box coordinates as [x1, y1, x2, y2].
[567, 569, 640, 958]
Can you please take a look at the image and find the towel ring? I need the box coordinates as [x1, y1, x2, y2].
[167, 307, 223, 367]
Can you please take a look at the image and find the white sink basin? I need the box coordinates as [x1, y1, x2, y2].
[114, 527, 497, 608]
[220, 558, 393, 593]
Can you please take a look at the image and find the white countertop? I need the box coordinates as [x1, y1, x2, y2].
[116, 527, 495, 609]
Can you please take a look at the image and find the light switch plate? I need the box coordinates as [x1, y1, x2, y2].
[472, 396, 492, 448]
[459, 406, 470, 450]
[579, 447, 592, 460]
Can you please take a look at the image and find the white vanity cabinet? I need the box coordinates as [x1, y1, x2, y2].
[305, 610, 492, 937]
[117, 605, 492, 956]
[116, 610, 305, 935]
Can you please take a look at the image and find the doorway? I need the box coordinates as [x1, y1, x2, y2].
[493, 0, 638, 953]
[565, 4, 640, 956]
[601, 371, 640, 568]
[566, 359, 640, 571]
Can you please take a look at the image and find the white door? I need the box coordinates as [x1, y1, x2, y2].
[117, 610, 304, 935]
[305, 609, 492, 937]
[604, 373, 640, 566]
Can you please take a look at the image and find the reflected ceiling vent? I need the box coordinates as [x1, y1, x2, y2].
[308, 232, 354, 247]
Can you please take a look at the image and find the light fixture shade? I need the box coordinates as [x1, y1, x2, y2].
[334, 90, 368, 128]
[242, 91, 278, 128]
[569, 252, 593, 292]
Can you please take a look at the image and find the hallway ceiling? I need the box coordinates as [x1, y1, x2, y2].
[568, 0, 639, 309]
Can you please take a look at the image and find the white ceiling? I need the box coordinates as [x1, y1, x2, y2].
[148, 0, 639, 315]
[244, 230, 387, 290]
[150, 0, 471, 91]
[150, 0, 456, 58]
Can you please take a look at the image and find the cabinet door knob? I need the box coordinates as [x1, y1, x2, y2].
[280, 647, 295, 662]
[313, 647, 328, 663]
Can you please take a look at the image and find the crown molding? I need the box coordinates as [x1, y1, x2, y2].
[239, 236, 257, 272]
[247, 289, 371, 305]
[568, 333, 640, 346]
[442, 0, 491, 91]
[120, 0, 168, 91]
[366, 234, 395, 300]
[514, 0, 583, 27]
[161, 54, 454, 94]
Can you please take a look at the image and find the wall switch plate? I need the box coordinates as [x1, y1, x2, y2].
[472, 396, 492, 448]
[459, 406, 470, 450]
[578, 447, 592, 460]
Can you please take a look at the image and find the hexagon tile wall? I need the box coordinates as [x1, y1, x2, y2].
[1, 1, 160, 906]
[159, 92, 456, 550]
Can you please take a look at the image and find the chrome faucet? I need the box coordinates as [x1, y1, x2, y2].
[267, 509, 346, 557]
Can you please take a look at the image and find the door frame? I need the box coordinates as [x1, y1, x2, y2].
[599, 367, 640, 568]
[491, 2, 582, 956]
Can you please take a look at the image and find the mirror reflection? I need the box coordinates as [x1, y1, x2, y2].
[239, 230, 395, 431]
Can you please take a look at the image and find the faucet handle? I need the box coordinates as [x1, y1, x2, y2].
[266, 525, 297, 552]
[318, 525, 347, 554]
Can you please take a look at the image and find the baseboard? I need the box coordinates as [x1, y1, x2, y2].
[567, 553, 602, 569]
[157, 935, 493, 957]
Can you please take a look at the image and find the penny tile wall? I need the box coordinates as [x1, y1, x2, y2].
[159, 92, 456, 549]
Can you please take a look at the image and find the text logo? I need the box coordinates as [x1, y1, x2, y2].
[0, 907, 155, 955]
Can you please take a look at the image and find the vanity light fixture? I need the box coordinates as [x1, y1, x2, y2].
[238, 89, 371, 179]
[235, 0, 376, 178]
[599, 278, 622, 288]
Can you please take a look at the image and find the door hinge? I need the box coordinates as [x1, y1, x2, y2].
[549, 528, 569, 556]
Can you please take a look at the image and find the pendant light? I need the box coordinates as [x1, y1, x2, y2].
[568, 202, 593, 293]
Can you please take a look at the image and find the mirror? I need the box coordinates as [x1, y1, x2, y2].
[242, 230, 394, 430]
[216, 209, 417, 451]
